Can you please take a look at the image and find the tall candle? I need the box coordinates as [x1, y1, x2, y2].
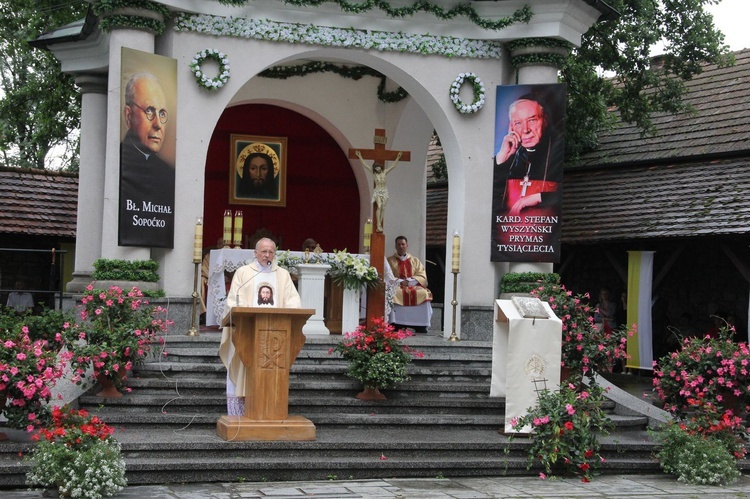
[363, 218, 373, 250]
[452, 230, 460, 273]
[193, 218, 203, 263]
[233, 210, 243, 247]
[223, 210, 232, 247]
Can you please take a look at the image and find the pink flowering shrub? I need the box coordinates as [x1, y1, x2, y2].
[64, 285, 169, 390]
[531, 283, 632, 376]
[510, 382, 612, 482]
[0, 323, 66, 430]
[330, 317, 423, 389]
[653, 324, 750, 418]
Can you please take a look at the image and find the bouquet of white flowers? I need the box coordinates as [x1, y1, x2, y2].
[327, 249, 380, 291]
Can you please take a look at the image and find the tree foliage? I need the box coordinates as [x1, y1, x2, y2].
[0, 0, 86, 170]
[563, 0, 732, 163]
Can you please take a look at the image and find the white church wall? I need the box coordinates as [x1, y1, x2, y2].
[153, 27, 506, 309]
[64, 2, 605, 339]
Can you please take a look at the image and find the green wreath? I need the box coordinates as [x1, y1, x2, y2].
[449, 72, 485, 114]
[190, 49, 230, 91]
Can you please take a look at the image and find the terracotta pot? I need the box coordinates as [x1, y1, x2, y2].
[356, 387, 387, 400]
[95, 368, 127, 398]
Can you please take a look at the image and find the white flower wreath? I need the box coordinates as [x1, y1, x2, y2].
[190, 49, 230, 91]
[449, 72, 486, 114]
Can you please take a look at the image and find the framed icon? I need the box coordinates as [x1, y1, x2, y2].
[229, 134, 287, 206]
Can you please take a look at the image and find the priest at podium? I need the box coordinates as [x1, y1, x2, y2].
[387, 235, 433, 333]
[219, 237, 301, 415]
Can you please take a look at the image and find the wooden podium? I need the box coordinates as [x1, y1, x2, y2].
[217, 307, 316, 441]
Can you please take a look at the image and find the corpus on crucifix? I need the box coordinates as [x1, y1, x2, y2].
[348, 129, 411, 233]
[349, 129, 411, 326]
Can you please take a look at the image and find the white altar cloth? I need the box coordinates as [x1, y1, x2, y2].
[205, 248, 254, 326]
[490, 298, 562, 434]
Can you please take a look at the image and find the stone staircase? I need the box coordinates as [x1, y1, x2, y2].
[0, 330, 665, 487]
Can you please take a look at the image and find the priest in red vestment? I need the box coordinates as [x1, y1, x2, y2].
[386, 235, 433, 333]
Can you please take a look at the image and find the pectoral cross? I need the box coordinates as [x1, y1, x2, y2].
[520, 176, 532, 197]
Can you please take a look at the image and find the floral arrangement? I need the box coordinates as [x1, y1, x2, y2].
[26, 406, 127, 498]
[327, 249, 380, 291]
[64, 285, 169, 392]
[531, 283, 631, 376]
[652, 416, 744, 485]
[510, 382, 612, 482]
[219, 0, 532, 31]
[330, 318, 423, 390]
[275, 250, 304, 271]
[190, 49, 231, 90]
[0, 321, 67, 430]
[175, 14, 504, 59]
[652, 324, 750, 417]
[449, 73, 485, 114]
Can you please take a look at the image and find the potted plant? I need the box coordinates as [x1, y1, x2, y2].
[509, 381, 613, 482]
[531, 283, 631, 378]
[651, 413, 745, 485]
[26, 405, 127, 497]
[64, 285, 169, 398]
[330, 317, 422, 399]
[653, 323, 750, 416]
[0, 321, 67, 435]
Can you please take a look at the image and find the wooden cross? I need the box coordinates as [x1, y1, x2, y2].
[348, 129, 411, 327]
[348, 129, 411, 233]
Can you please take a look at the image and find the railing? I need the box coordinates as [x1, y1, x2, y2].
[0, 248, 66, 310]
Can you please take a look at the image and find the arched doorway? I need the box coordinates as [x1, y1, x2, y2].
[203, 103, 360, 253]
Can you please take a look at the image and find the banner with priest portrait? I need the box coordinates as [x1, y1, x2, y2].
[118, 48, 177, 248]
[490, 84, 565, 263]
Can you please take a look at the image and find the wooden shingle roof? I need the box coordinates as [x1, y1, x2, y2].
[425, 49, 750, 246]
[562, 48, 750, 243]
[562, 156, 750, 243]
[0, 167, 78, 238]
[576, 49, 750, 167]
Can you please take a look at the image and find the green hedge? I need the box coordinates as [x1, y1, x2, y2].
[499, 272, 560, 295]
[92, 259, 160, 283]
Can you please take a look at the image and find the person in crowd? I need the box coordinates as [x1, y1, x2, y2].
[219, 238, 301, 415]
[594, 287, 618, 331]
[386, 236, 432, 333]
[6, 280, 34, 313]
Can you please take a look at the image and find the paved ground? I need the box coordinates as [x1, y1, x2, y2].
[8, 474, 750, 498]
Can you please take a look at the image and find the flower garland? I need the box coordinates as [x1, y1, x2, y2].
[260, 61, 408, 103]
[215, 0, 533, 32]
[449, 72, 485, 114]
[174, 14, 503, 60]
[190, 49, 231, 90]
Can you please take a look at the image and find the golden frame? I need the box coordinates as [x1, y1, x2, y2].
[229, 134, 287, 206]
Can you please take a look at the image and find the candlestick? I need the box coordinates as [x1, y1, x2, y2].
[233, 210, 243, 248]
[364, 218, 373, 253]
[452, 230, 460, 273]
[223, 210, 232, 248]
[193, 217, 203, 263]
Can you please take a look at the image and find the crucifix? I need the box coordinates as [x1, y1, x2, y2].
[348, 129, 411, 325]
